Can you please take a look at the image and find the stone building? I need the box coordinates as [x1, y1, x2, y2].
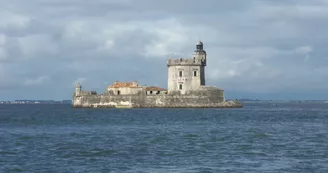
[167, 41, 206, 94]
[107, 81, 142, 95]
[72, 41, 242, 108]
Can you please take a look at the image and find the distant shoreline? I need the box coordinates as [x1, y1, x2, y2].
[0, 100, 72, 104]
[1, 100, 328, 105]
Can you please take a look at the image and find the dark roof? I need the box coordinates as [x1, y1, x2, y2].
[108, 82, 141, 88]
[145, 86, 167, 91]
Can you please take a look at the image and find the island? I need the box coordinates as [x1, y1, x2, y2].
[72, 41, 243, 108]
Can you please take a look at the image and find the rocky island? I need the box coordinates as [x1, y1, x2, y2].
[72, 41, 242, 108]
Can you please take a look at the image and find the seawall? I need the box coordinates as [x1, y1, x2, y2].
[72, 94, 243, 108]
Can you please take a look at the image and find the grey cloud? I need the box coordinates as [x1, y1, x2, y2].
[1, 0, 328, 100]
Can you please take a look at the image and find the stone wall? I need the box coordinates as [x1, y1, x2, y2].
[72, 87, 241, 108]
[144, 94, 223, 108]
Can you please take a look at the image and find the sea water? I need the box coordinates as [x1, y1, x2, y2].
[0, 103, 328, 172]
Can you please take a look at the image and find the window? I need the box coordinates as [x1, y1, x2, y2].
[193, 71, 197, 77]
[117, 90, 121, 95]
[150, 91, 153, 94]
[179, 84, 183, 90]
[179, 71, 183, 77]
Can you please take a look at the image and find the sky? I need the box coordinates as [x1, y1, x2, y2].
[1, 0, 328, 100]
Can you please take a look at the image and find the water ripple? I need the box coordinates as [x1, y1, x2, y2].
[0, 104, 328, 172]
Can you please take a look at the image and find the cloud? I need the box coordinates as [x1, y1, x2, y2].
[293, 46, 313, 62]
[72, 77, 86, 86]
[18, 34, 59, 59]
[0, 34, 7, 61]
[0, 10, 30, 30]
[1, 0, 328, 100]
[24, 76, 51, 86]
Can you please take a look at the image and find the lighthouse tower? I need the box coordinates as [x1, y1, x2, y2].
[75, 83, 81, 96]
[167, 41, 207, 94]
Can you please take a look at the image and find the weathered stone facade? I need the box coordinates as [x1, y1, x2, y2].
[72, 41, 242, 108]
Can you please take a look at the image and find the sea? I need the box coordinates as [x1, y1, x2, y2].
[0, 103, 328, 173]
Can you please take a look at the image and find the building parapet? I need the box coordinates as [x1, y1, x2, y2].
[167, 58, 205, 66]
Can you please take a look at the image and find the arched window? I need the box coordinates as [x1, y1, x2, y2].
[117, 90, 121, 95]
